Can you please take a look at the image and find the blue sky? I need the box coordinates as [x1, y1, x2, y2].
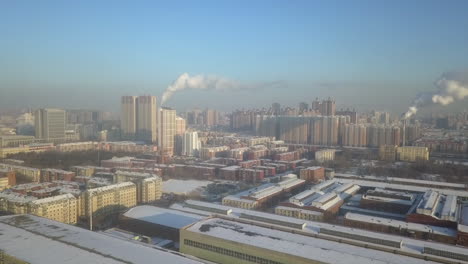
[1, 0, 468, 112]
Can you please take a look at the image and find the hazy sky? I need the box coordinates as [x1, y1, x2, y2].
[1, 0, 468, 113]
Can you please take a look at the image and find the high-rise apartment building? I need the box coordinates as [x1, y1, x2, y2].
[182, 132, 201, 156]
[158, 108, 176, 156]
[136, 95, 157, 143]
[121, 96, 137, 140]
[121, 95, 157, 143]
[176, 116, 186, 135]
[34, 108, 66, 142]
[204, 109, 218, 127]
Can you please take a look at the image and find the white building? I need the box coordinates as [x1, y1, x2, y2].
[182, 131, 201, 156]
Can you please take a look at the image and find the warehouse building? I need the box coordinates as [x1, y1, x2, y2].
[119, 205, 204, 242]
[407, 190, 458, 228]
[222, 174, 305, 209]
[344, 212, 457, 245]
[0, 214, 205, 264]
[360, 188, 417, 214]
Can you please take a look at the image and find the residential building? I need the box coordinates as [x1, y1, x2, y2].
[34, 108, 66, 142]
[158, 108, 176, 156]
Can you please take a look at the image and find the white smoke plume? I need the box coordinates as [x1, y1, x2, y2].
[161, 73, 285, 105]
[402, 71, 468, 119]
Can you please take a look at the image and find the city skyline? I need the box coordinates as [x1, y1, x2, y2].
[1, 1, 468, 113]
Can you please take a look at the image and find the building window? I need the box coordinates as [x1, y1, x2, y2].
[184, 239, 283, 264]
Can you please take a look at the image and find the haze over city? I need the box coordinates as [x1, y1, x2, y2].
[1, 2, 468, 264]
[1, 0, 468, 113]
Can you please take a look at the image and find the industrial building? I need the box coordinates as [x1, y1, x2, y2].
[360, 188, 417, 214]
[0, 214, 204, 264]
[279, 179, 359, 218]
[119, 205, 204, 242]
[222, 174, 305, 209]
[407, 190, 459, 228]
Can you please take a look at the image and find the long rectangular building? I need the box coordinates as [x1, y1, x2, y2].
[0, 214, 204, 264]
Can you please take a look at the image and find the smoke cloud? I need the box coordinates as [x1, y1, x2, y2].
[402, 71, 468, 119]
[161, 73, 285, 105]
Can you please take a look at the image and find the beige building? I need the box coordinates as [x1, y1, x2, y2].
[121, 96, 138, 140]
[141, 177, 162, 203]
[28, 193, 78, 224]
[83, 182, 137, 219]
[136, 95, 157, 143]
[34, 108, 66, 142]
[0, 163, 40, 182]
[158, 108, 176, 156]
[114, 171, 162, 203]
[0, 135, 37, 147]
[396, 146, 429, 162]
[176, 116, 187, 135]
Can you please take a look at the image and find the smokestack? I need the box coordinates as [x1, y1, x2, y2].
[402, 71, 468, 119]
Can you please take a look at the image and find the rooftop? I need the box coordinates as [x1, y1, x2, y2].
[124, 205, 204, 229]
[186, 217, 442, 264]
[0, 214, 204, 264]
[344, 212, 457, 237]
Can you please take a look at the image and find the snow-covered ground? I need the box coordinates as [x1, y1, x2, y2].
[162, 179, 213, 195]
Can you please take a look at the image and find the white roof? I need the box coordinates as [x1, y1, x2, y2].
[0, 215, 204, 264]
[335, 178, 468, 197]
[31, 193, 75, 205]
[87, 182, 135, 195]
[344, 212, 457, 237]
[186, 218, 441, 264]
[123, 205, 204, 229]
[172, 200, 468, 259]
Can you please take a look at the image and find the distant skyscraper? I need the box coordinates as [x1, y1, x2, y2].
[299, 102, 309, 114]
[136, 95, 157, 143]
[158, 108, 176, 156]
[182, 131, 201, 156]
[175, 116, 186, 135]
[121, 96, 137, 140]
[34, 108, 66, 142]
[204, 109, 218, 127]
[272, 102, 281, 116]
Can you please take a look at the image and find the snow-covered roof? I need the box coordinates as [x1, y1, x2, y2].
[336, 177, 468, 197]
[344, 212, 457, 237]
[0, 214, 204, 264]
[31, 193, 75, 205]
[87, 182, 135, 195]
[172, 199, 468, 261]
[123, 205, 204, 229]
[335, 173, 466, 190]
[185, 217, 442, 264]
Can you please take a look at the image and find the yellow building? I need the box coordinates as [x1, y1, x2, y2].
[0, 193, 32, 214]
[0, 177, 8, 191]
[379, 145, 397, 161]
[28, 193, 78, 224]
[0, 146, 30, 158]
[83, 182, 137, 219]
[71, 166, 95, 177]
[0, 163, 41, 182]
[114, 171, 162, 203]
[141, 177, 162, 203]
[0, 192, 77, 224]
[396, 146, 429, 162]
